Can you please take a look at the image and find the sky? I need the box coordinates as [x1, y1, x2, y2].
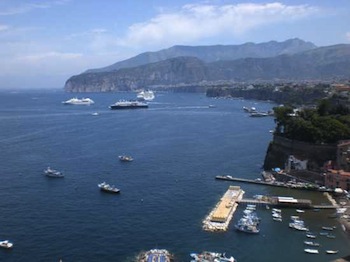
[0, 0, 349, 89]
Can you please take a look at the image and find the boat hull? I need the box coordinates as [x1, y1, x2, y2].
[110, 105, 148, 110]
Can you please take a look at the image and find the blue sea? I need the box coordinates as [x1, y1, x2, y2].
[0, 90, 349, 262]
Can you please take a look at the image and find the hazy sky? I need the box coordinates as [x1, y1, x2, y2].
[0, 0, 349, 89]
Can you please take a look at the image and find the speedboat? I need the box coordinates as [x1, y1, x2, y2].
[326, 250, 339, 254]
[98, 182, 120, 194]
[118, 155, 133, 162]
[62, 97, 94, 105]
[109, 100, 148, 109]
[44, 167, 64, 178]
[0, 240, 13, 249]
[304, 248, 319, 254]
[136, 90, 155, 101]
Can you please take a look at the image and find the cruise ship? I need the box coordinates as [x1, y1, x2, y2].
[62, 97, 94, 105]
[136, 90, 155, 101]
[109, 100, 148, 110]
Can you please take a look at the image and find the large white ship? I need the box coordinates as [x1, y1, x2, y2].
[62, 97, 94, 105]
[136, 90, 155, 101]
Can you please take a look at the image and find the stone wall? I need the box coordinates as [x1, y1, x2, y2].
[263, 135, 337, 172]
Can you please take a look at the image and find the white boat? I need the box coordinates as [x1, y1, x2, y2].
[62, 97, 94, 105]
[137, 249, 173, 262]
[321, 226, 334, 231]
[136, 90, 155, 101]
[190, 251, 236, 262]
[304, 248, 319, 254]
[326, 250, 339, 254]
[304, 241, 320, 247]
[306, 233, 317, 239]
[118, 155, 133, 162]
[0, 240, 13, 249]
[44, 167, 64, 178]
[296, 209, 305, 213]
[98, 182, 120, 194]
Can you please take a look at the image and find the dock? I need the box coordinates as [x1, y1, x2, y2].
[215, 175, 329, 192]
[202, 185, 244, 232]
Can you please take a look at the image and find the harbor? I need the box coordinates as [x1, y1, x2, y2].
[202, 186, 245, 232]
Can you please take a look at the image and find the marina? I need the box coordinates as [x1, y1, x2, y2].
[202, 186, 244, 232]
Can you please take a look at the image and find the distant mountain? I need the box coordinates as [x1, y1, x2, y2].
[85, 38, 316, 73]
[64, 41, 350, 93]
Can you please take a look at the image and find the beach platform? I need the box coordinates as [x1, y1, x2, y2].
[203, 185, 245, 232]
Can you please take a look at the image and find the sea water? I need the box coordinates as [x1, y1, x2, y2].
[0, 90, 349, 262]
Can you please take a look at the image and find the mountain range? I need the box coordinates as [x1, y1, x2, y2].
[64, 38, 350, 92]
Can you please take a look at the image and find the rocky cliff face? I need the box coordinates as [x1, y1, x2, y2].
[263, 135, 337, 172]
[64, 43, 350, 93]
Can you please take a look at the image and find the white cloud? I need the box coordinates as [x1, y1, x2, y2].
[0, 24, 9, 31]
[117, 2, 319, 49]
[17, 51, 82, 62]
[0, 0, 70, 16]
[346, 32, 350, 42]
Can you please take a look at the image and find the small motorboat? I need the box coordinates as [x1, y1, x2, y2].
[306, 233, 317, 239]
[304, 248, 319, 254]
[118, 155, 133, 162]
[98, 182, 120, 194]
[321, 226, 334, 231]
[304, 241, 320, 247]
[0, 240, 13, 249]
[326, 250, 339, 254]
[44, 167, 64, 178]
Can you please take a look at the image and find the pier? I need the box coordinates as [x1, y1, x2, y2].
[215, 175, 329, 192]
[202, 185, 244, 232]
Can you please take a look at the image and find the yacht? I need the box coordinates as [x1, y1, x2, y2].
[137, 249, 173, 262]
[44, 167, 64, 178]
[109, 100, 148, 110]
[190, 251, 236, 262]
[62, 97, 94, 105]
[98, 182, 120, 194]
[0, 240, 13, 249]
[136, 90, 155, 101]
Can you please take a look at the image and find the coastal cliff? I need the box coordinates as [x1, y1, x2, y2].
[263, 135, 337, 172]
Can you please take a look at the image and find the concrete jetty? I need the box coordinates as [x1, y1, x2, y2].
[202, 185, 244, 232]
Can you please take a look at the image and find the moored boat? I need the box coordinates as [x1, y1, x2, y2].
[62, 97, 94, 105]
[326, 250, 339, 254]
[109, 100, 148, 110]
[98, 182, 120, 194]
[0, 240, 13, 249]
[306, 232, 317, 239]
[304, 241, 320, 247]
[304, 248, 319, 254]
[44, 167, 64, 178]
[321, 226, 334, 231]
[190, 251, 236, 262]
